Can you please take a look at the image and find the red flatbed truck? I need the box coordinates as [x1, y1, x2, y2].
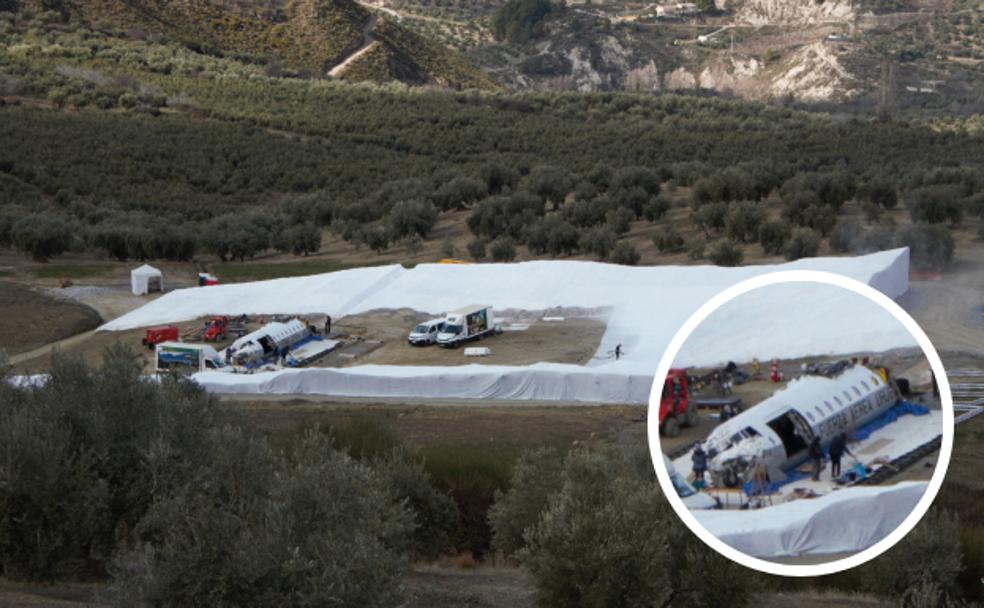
[142, 325, 179, 350]
[659, 368, 699, 437]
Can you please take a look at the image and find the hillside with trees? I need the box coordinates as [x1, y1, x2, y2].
[15, 0, 497, 88]
[2, 7, 982, 272]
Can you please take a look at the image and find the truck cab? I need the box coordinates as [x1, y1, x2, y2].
[659, 368, 698, 437]
[408, 319, 444, 346]
[203, 316, 229, 342]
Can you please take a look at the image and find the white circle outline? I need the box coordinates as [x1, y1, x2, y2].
[647, 269, 953, 577]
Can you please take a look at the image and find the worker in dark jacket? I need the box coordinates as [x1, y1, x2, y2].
[691, 444, 708, 482]
[324, 314, 332, 337]
[829, 432, 853, 479]
[809, 436, 824, 481]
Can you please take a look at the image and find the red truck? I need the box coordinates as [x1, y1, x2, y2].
[203, 316, 229, 342]
[142, 325, 179, 350]
[659, 368, 699, 437]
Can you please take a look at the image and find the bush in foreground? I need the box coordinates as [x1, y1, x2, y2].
[0, 347, 416, 606]
[497, 444, 756, 608]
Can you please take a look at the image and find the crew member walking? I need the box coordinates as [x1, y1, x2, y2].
[615, 344, 623, 360]
[829, 432, 853, 479]
[809, 435, 824, 481]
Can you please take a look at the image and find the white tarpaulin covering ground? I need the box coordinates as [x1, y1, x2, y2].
[103, 248, 912, 403]
[693, 482, 928, 558]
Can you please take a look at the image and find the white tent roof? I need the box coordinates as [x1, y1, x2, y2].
[131, 264, 162, 277]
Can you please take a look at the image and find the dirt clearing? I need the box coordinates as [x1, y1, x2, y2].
[328, 309, 606, 368]
[0, 281, 101, 355]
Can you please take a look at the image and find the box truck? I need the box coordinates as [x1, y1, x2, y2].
[437, 305, 499, 348]
[155, 342, 227, 374]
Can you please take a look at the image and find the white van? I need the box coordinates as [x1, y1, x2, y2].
[408, 318, 445, 346]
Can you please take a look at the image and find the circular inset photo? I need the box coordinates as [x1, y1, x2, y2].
[648, 270, 953, 577]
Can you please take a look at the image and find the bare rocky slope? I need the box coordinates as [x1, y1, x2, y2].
[467, 0, 983, 108]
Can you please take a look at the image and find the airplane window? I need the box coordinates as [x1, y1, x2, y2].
[843, 391, 852, 402]
[815, 406, 824, 418]
[861, 380, 870, 391]
[871, 375, 881, 385]
[834, 396, 842, 406]
[853, 386, 862, 397]
[805, 411, 815, 421]
[825, 401, 834, 412]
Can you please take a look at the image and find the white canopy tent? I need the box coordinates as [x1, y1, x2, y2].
[131, 264, 164, 295]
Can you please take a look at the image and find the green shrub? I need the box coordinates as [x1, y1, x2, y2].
[856, 225, 897, 253]
[521, 448, 674, 607]
[643, 195, 671, 222]
[707, 239, 743, 266]
[860, 509, 963, 599]
[783, 227, 821, 260]
[363, 225, 392, 254]
[12, 213, 74, 261]
[374, 448, 458, 560]
[518, 446, 756, 608]
[523, 165, 574, 209]
[653, 225, 685, 253]
[858, 177, 898, 209]
[113, 429, 412, 607]
[725, 201, 766, 243]
[0, 346, 218, 580]
[692, 202, 728, 236]
[608, 241, 640, 266]
[907, 185, 965, 225]
[491, 0, 560, 44]
[758, 219, 791, 255]
[387, 199, 439, 239]
[579, 226, 617, 260]
[897, 223, 955, 271]
[829, 218, 862, 253]
[467, 238, 486, 261]
[687, 239, 706, 260]
[440, 237, 456, 258]
[275, 222, 321, 256]
[606, 206, 635, 235]
[489, 236, 517, 262]
[489, 447, 564, 557]
[432, 177, 487, 211]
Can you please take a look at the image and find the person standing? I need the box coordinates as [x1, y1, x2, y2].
[809, 436, 824, 481]
[829, 432, 853, 479]
[615, 344, 622, 360]
[325, 314, 332, 336]
[691, 444, 708, 482]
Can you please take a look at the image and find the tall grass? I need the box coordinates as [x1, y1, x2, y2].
[419, 443, 523, 557]
[297, 414, 534, 556]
